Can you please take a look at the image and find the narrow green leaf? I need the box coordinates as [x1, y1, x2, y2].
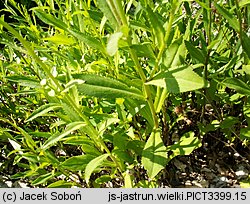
[8, 138, 22, 152]
[63, 136, 90, 145]
[130, 43, 156, 59]
[47, 180, 76, 188]
[0, 128, 14, 141]
[61, 102, 82, 122]
[6, 76, 40, 88]
[34, 10, 67, 30]
[222, 78, 250, 96]
[61, 155, 96, 171]
[0, 118, 36, 150]
[97, 117, 119, 136]
[96, 0, 120, 29]
[146, 6, 165, 48]
[107, 32, 123, 56]
[67, 30, 105, 53]
[214, 4, 240, 32]
[125, 99, 154, 127]
[42, 122, 86, 149]
[142, 129, 167, 179]
[130, 20, 150, 31]
[73, 74, 145, 100]
[25, 103, 62, 122]
[124, 171, 133, 188]
[185, 41, 205, 64]
[146, 65, 205, 93]
[43, 34, 75, 45]
[163, 37, 184, 67]
[32, 173, 54, 186]
[35, 10, 105, 52]
[85, 154, 109, 184]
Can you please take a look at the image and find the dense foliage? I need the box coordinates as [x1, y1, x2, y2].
[0, 0, 250, 187]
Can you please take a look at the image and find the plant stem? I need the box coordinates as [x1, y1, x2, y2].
[149, 1, 178, 79]
[152, 1, 179, 114]
[127, 35, 159, 128]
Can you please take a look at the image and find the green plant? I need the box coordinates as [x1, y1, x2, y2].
[0, 0, 249, 187]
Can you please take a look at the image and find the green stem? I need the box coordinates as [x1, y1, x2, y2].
[127, 35, 159, 128]
[149, 1, 178, 79]
[152, 1, 179, 114]
[106, 0, 159, 127]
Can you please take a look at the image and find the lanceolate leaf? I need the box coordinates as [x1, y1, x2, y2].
[0, 118, 36, 150]
[31, 173, 54, 186]
[146, 6, 165, 48]
[43, 34, 75, 45]
[73, 74, 145, 100]
[25, 103, 62, 122]
[6, 76, 40, 88]
[67, 30, 105, 53]
[185, 41, 205, 64]
[42, 122, 86, 149]
[34, 10, 67, 30]
[96, 0, 120, 29]
[222, 78, 250, 96]
[47, 180, 75, 188]
[35, 10, 105, 53]
[60, 155, 96, 171]
[142, 129, 167, 179]
[146, 65, 205, 93]
[163, 37, 184, 67]
[85, 154, 109, 184]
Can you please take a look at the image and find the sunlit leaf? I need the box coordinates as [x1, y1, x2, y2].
[6, 76, 40, 88]
[25, 103, 62, 122]
[61, 155, 96, 171]
[42, 122, 86, 149]
[146, 65, 205, 93]
[34, 10, 67, 29]
[85, 154, 109, 184]
[43, 34, 75, 45]
[222, 78, 250, 96]
[73, 74, 145, 100]
[167, 131, 202, 161]
[47, 180, 76, 188]
[32, 173, 54, 185]
[146, 6, 165, 48]
[142, 129, 167, 179]
[107, 32, 123, 56]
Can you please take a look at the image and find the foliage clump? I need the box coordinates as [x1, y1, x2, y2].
[0, 0, 249, 188]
